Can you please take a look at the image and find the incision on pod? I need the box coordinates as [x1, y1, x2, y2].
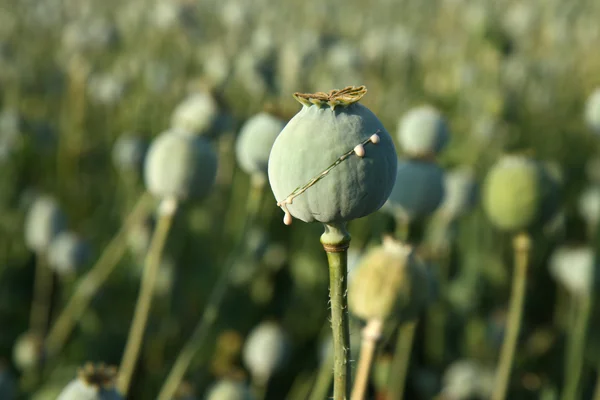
[276, 132, 381, 225]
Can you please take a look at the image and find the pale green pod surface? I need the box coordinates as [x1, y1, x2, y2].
[206, 379, 255, 400]
[56, 364, 121, 400]
[242, 321, 289, 384]
[440, 166, 478, 220]
[48, 232, 90, 276]
[483, 155, 557, 231]
[268, 86, 397, 225]
[13, 332, 43, 371]
[144, 129, 218, 201]
[385, 159, 445, 220]
[397, 105, 449, 157]
[235, 112, 285, 177]
[585, 87, 600, 134]
[170, 92, 219, 136]
[24, 195, 67, 253]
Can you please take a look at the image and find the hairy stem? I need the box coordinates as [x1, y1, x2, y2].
[157, 182, 264, 400]
[351, 319, 383, 400]
[45, 193, 153, 358]
[117, 197, 178, 396]
[388, 321, 417, 400]
[492, 233, 531, 400]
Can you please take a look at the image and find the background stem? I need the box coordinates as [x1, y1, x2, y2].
[29, 253, 53, 340]
[351, 319, 382, 400]
[117, 197, 178, 396]
[321, 223, 352, 400]
[388, 321, 417, 400]
[561, 293, 592, 400]
[492, 233, 531, 400]
[157, 182, 264, 400]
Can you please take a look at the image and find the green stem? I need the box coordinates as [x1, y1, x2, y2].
[561, 294, 592, 400]
[594, 368, 600, 400]
[29, 253, 53, 339]
[156, 182, 264, 400]
[492, 233, 531, 400]
[117, 197, 178, 396]
[395, 216, 410, 243]
[321, 222, 352, 400]
[45, 193, 153, 358]
[387, 321, 417, 400]
[309, 346, 334, 400]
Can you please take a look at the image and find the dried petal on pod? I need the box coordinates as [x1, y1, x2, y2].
[439, 166, 478, 220]
[242, 321, 289, 385]
[384, 159, 445, 221]
[348, 237, 431, 323]
[111, 134, 147, 174]
[206, 379, 255, 400]
[48, 232, 90, 276]
[24, 195, 67, 253]
[12, 332, 43, 371]
[268, 86, 397, 225]
[144, 129, 218, 201]
[549, 246, 595, 297]
[170, 92, 219, 136]
[585, 88, 600, 134]
[56, 363, 122, 400]
[397, 105, 449, 158]
[235, 112, 285, 178]
[483, 155, 560, 231]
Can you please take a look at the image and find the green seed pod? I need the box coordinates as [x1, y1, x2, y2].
[235, 112, 285, 179]
[13, 332, 43, 371]
[268, 86, 397, 225]
[56, 363, 122, 400]
[48, 232, 90, 276]
[24, 195, 67, 253]
[397, 105, 449, 158]
[111, 134, 147, 175]
[385, 159, 445, 221]
[549, 246, 595, 297]
[243, 321, 289, 384]
[483, 155, 559, 231]
[144, 129, 218, 201]
[585, 88, 600, 134]
[170, 92, 219, 136]
[439, 166, 478, 220]
[348, 237, 430, 323]
[206, 379, 255, 400]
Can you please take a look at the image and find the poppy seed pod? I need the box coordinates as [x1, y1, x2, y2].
[206, 379, 255, 400]
[348, 237, 430, 322]
[483, 155, 559, 231]
[268, 86, 397, 225]
[585, 88, 600, 134]
[549, 246, 595, 297]
[397, 105, 449, 158]
[112, 134, 147, 174]
[144, 129, 218, 201]
[243, 321, 289, 384]
[57, 363, 122, 400]
[439, 166, 478, 220]
[170, 92, 219, 136]
[235, 112, 285, 179]
[13, 332, 43, 371]
[385, 159, 445, 221]
[48, 232, 90, 276]
[24, 195, 67, 253]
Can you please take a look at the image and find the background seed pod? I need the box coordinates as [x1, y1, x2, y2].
[56, 363, 121, 400]
[111, 134, 147, 175]
[578, 185, 600, 229]
[242, 321, 289, 384]
[483, 155, 560, 231]
[439, 166, 478, 221]
[397, 105, 449, 158]
[47, 232, 90, 276]
[585, 88, 600, 134]
[170, 92, 219, 136]
[144, 129, 218, 201]
[24, 195, 67, 253]
[268, 92, 397, 224]
[235, 112, 285, 178]
[441, 359, 495, 400]
[385, 159, 445, 221]
[549, 246, 595, 297]
[206, 379, 255, 400]
[12, 332, 43, 371]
